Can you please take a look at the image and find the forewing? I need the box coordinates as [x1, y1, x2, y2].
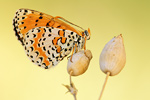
[13, 8, 80, 45]
[13, 9, 54, 45]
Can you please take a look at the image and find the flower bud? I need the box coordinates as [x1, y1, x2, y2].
[99, 34, 126, 76]
[67, 50, 92, 76]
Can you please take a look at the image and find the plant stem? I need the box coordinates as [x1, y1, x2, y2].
[98, 72, 110, 100]
[73, 94, 77, 100]
[69, 71, 77, 100]
[70, 71, 73, 86]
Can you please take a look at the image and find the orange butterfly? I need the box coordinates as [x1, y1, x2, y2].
[13, 8, 91, 69]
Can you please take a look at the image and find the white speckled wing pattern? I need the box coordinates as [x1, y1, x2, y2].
[23, 26, 83, 68]
[13, 8, 85, 69]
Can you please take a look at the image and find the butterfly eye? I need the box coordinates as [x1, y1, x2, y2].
[84, 30, 90, 40]
[84, 30, 88, 36]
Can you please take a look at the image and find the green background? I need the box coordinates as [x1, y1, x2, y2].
[0, 0, 150, 100]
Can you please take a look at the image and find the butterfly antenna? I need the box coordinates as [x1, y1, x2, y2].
[55, 16, 85, 30]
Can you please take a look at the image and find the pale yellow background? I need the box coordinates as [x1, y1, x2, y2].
[0, 0, 150, 100]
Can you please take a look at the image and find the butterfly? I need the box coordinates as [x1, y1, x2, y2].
[13, 8, 91, 69]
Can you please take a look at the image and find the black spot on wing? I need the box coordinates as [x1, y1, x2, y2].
[38, 43, 40, 47]
[44, 28, 46, 32]
[49, 29, 51, 32]
[38, 29, 41, 32]
[30, 47, 34, 51]
[39, 57, 43, 62]
[43, 38, 46, 41]
[40, 13, 43, 15]
[52, 47, 55, 51]
[22, 17, 25, 19]
[47, 50, 50, 55]
[38, 64, 41, 67]
[69, 47, 72, 51]
[13, 18, 24, 45]
[43, 47, 46, 51]
[64, 48, 67, 52]
[35, 51, 39, 57]
[39, 16, 43, 19]
[72, 36, 74, 39]
[57, 25, 61, 28]
[39, 38, 42, 42]
[67, 43, 70, 46]
[56, 56, 59, 61]
[48, 57, 52, 61]
[71, 32, 74, 35]
[35, 19, 39, 22]
[68, 35, 71, 38]
[33, 34, 36, 38]
[46, 21, 50, 27]
[24, 46, 27, 50]
[52, 53, 55, 58]
[30, 40, 34, 44]
[48, 34, 51, 37]
[42, 33, 45, 37]
[30, 55, 33, 58]
[45, 66, 48, 69]
[52, 62, 54, 66]
[24, 9, 28, 12]
[42, 63, 46, 67]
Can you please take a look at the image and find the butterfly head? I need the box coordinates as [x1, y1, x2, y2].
[83, 28, 91, 40]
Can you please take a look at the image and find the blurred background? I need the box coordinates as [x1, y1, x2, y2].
[0, 0, 150, 100]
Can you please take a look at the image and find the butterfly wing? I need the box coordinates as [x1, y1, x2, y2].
[24, 26, 79, 69]
[13, 8, 80, 45]
[13, 9, 83, 69]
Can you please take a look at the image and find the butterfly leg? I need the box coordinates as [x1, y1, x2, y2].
[84, 37, 87, 53]
[69, 70, 73, 85]
[70, 43, 77, 62]
[67, 46, 77, 60]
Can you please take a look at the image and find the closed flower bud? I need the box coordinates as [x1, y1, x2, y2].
[67, 50, 92, 76]
[99, 34, 126, 76]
